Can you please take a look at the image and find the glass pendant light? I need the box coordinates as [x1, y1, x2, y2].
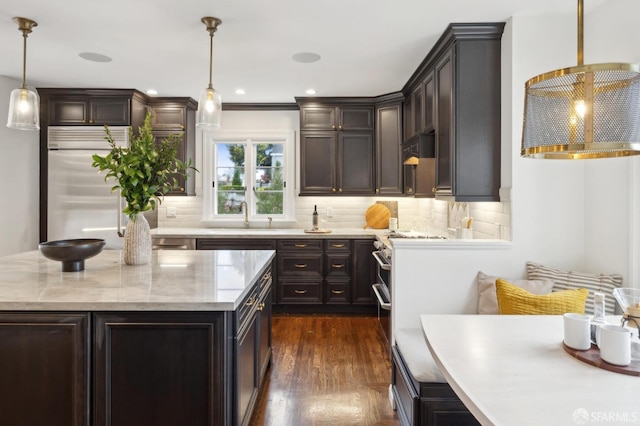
[521, 0, 640, 159]
[7, 17, 40, 131]
[196, 16, 222, 129]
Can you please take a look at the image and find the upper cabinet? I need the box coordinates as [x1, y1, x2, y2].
[148, 98, 197, 196]
[375, 94, 404, 196]
[402, 23, 504, 201]
[40, 89, 147, 128]
[297, 99, 376, 196]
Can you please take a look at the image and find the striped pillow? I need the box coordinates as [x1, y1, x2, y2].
[525, 261, 623, 315]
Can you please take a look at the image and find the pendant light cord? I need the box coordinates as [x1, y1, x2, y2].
[21, 30, 29, 89]
[208, 31, 214, 90]
[577, 0, 584, 66]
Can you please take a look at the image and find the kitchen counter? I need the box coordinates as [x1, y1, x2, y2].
[0, 249, 275, 311]
[151, 227, 383, 239]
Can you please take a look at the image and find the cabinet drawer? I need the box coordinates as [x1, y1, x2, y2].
[278, 254, 323, 277]
[277, 239, 323, 251]
[326, 253, 351, 276]
[278, 280, 322, 304]
[325, 280, 350, 304]
[325, 239, 351, 252]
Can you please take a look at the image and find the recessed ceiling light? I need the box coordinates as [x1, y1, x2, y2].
[78, 52, 112, 63]
[235, 89, 246, 95]
[292, 52, 321, 63]
[306, 89, 317, 95]
[146, 89, 158, 95]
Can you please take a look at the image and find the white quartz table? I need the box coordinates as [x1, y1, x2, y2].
[0, 249, 275, 311]
[420, 315, 639, 426]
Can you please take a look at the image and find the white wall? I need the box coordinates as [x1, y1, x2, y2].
[0, 76, 40, 256]
[583, 0, 640, 288]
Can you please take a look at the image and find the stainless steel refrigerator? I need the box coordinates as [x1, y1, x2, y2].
[47, 126, 130, 249]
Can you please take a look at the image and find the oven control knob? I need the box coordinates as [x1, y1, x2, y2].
[382, 248, 392, 259]
[373, 241, 383, 249]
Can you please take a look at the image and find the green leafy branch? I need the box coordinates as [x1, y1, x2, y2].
[92, 113, 197, 220]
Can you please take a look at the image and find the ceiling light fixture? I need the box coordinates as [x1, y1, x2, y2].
[146, 89, 158, 95]
[196, 16, 223, 129]
[235, 89, 246, 95]
[521, 0, 640, 159]
[7, 17, 39, 131]
[306, 89, 317, 95]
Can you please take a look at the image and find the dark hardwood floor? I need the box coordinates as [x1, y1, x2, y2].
[250, 314, 400, 426]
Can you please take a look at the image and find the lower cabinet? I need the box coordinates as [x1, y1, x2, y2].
[0, 312, 89, 426]
[94, 312, 227, 426]
[352, 239, 377, 305]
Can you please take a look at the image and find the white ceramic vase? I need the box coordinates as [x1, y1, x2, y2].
[124, 213, 151, 265]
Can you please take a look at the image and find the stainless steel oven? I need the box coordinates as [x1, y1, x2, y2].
[372, 241, 392, 349]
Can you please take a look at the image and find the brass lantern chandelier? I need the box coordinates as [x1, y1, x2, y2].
[7, 17, 40, 131]
[521, 0, 640, 159]
[196, 16, 223, 129]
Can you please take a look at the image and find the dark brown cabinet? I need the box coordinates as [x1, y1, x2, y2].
[94, 312, 226, 426]
[325, 239, 352, 305]
[40, 89, 147, 127]
[300, 105, 374, 131]
[0, 312, 89, 426]
[298, 99, 375, 196]
[433, 24, 503, 201]
[375, 95, 404, 195]
[352, 239, 377, 305]
[277, 239, 324, 304]
[299, 130, 375, 195]
[148, 98, 197, 196]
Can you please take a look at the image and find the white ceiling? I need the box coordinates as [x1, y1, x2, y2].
[0, 0, 609, 103]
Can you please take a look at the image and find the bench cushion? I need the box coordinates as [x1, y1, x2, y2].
[395, 328, 446, 383]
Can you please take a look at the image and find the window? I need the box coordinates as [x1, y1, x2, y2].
[202, 131, 295, 225]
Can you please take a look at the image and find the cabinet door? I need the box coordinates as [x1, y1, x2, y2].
[339, 107, 374, 131]
[325, 278, 350, 304]
[152, 130, 187, 195]
[300, 106, 337, 130]
[412, 86, 424, 134]
[257, 289, 272, 381]
[415, 157, 436, 198]
[352, 239, 376, 305]
[90, 97, 130, 125]
[338, 132, 375, 195]
[150, 105, 186, 130]
[94, 312, 226, 426]
[375, 103, 403, 195]
[300, 131, 337, 194]
[435, 50, 454, 195]
[403, 95, 413, 140]
[0, 313, 89, 426]
[49, 97, 89, 125]
[403, 144, 416, 195]
[424, 71, 435, 132]
[236, 312, 258, 426]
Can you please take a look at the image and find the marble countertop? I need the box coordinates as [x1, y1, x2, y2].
[151, 227, 382, 239]
[0, 249, 275, 311]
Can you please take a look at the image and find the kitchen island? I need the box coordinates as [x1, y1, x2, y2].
[0, 249, 275, 426]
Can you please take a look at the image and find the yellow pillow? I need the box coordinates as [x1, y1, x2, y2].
[495, 279, 588, 315]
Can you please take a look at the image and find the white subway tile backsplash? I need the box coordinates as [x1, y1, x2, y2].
[157, 194, 512, 240]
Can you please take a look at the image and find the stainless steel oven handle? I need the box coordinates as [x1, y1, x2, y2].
[372, 251, 392, 271]
[372, 284, 391, 310]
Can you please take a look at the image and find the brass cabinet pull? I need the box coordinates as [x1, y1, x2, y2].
[332, 264, 344, 269]
[408, 188, 413, 193]
[245, 297, 256, 306]
[257, 302, 265, 311]
[262, 272, 272, 281]
[376, 188, 380, 193]
[432, 187, 436, 193]
[89, 119, 94, 124]
[294, 244, 307, 248]
[339, 188, 343, 192]
[331, 243, 345, 248]
[294, 264, 308, 268]
[338, 125, 343, 130]
[332, 188, 336, 192]
[294, 289, 308, 294]
[332, 125, 336, 129]
[331, 290, 345, 295]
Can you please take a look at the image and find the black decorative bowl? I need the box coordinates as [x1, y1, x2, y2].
[39, 239, 106, 272]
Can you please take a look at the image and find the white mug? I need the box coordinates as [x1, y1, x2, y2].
[563, 313, 591, 350]
[597, 324, 631, 366]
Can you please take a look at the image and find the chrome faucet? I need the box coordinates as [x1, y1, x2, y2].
[268, 217, 273, 229]
[241, 201, 249, 228]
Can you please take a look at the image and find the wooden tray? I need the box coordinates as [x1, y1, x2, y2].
[304, 229, 332, 234]
[562, 342, 640, 376]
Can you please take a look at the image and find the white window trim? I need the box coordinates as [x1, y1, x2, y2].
[201, 130, 296, 227]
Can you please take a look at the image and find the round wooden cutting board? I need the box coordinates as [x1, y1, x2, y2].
[364, 204, 391, 229]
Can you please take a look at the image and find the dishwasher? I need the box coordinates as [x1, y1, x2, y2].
[152, 237, 196, 250]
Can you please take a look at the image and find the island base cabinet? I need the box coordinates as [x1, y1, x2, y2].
[93, 312, 227, 426]
[0, 313, 89, 426]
